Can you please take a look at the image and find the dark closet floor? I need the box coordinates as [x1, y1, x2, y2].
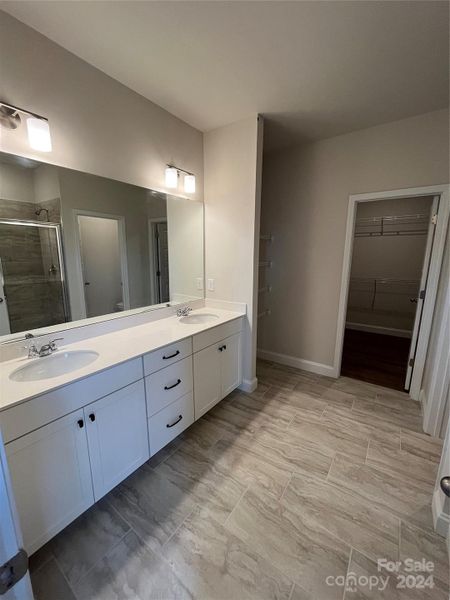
[341, 328, 411, 391]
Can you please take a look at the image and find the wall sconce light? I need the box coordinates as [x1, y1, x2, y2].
[184, 174, 196, 194]
[165, 166, 178, 189]
[0, 101, 52, 152]
[165, 164, 196, 194]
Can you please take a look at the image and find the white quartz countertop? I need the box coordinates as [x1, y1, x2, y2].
[0, 308, 245, 411]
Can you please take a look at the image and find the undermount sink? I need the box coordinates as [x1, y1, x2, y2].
[179, 313, 220, 325]
[10, 350, 100, 382]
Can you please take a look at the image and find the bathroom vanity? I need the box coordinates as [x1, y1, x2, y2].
[0, 308, 244, 555]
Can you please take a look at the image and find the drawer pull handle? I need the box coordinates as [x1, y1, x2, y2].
[164, 379, 182, 391]
[89, 413, 96, 422]
[163, 350, 180, 360]
[218, 345, 227, 352]
[166, 415, 183, 428]
[77, 419, 84, 428]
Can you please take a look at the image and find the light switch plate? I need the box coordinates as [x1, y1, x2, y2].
[207, 278, 215, 291]
[196, 278, 203, 290]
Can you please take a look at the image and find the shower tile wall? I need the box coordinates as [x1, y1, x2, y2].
[0, 197, 61, 222]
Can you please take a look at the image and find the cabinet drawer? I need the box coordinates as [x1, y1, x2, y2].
[145, 357, 193, 416]
[193, 318, 243, 353]
[143, 338, 192, 376]
[0, 357, 143, 444]
[148, 393, 194, 456]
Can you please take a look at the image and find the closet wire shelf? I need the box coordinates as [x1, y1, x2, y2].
[354, 213, 428, 237]
[348, 277, 420, 315]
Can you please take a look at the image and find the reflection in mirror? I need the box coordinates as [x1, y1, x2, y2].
[0, 152, 204, 339]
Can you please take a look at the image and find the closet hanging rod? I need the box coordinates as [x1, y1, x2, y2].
[350, 277, 420, 285]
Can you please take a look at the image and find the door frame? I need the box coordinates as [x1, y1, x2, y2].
[422, 276, 450, 436]
[0, 431, 34, 599]
[73, 209, 130, 318]
[148, 217, 168, 305]
[334, 184, 449, 401]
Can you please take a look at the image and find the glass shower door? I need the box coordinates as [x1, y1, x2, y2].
[0, 220, 69, 335]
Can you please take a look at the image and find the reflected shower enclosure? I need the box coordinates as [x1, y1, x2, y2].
[0, 220, 69, 335]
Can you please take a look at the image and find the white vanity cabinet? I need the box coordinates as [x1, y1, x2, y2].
[84, 380, 149, 501]
[2, 358, 145, 555]
[6, 409, 94, 555]
[144, 339, 195, 456]
[193, 319, 243, 419]
[1, 313, 244, 557]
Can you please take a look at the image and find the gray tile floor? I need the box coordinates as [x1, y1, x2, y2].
[29, 361, 448, 599]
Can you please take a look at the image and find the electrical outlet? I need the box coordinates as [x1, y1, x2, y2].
[207, 278, 215, 291]
[196, 277, 203, 290]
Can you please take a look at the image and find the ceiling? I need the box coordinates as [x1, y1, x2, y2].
[1, 1, 449, 152]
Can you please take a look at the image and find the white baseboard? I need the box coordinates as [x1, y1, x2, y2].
[346, 322, 412, 338]
[257, 349, 337, 378]
[239, 377, 258, 393]
[432, 488, 450, 539]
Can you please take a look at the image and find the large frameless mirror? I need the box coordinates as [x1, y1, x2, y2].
[0, 152, 204, 341]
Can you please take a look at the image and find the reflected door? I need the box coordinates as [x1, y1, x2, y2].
[155, 221, 170, 303]
[77, 215, 127, 318]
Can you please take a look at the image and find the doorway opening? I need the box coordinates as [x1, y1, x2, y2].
[148, 218, 170, 304]
[76, 212, 130, 318]
[335, 184, 449, 399]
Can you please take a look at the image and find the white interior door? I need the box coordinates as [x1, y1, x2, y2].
[404, 196, 439, 391]
[78, 215, 124, 318]
[0, 431, 33, 600]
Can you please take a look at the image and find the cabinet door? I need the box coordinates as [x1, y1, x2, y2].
[220, 332, 242, 398]
[193, 343, 222, 419]
[6, 410, 94, 555]
[86, 380, 149, 501]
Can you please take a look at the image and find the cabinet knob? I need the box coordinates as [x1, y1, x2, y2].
[77, 419, 84, 428]
[89, 413, 96, 422]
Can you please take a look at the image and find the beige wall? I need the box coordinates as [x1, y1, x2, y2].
[204, 116, 263, 386]
[0, 11, 203, 201]
[58, 168, 163, 320]
[0, 162, 35, 203]
[259, 109, 449, 368]
[167, 196, 204, 303]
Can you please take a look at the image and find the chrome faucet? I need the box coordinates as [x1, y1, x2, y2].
[25, 334, 64, 358]
[176, 306, 193, 317]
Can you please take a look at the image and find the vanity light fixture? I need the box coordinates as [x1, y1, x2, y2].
[0, 101, 52, 152]
[165, 166, 178, 189]
[184, 174, 196, 194]
[165, 164, 196, 194]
